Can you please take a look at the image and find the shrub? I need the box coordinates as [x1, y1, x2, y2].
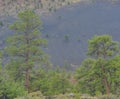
[0, 81, 27, 99]
[0, 21, 3, 27]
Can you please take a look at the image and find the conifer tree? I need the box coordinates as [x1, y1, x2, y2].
[5, 10, 48, 92]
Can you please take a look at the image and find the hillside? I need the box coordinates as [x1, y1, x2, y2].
[41, 1, 120, 67]
[0, 0, 119, 16]
[0, 1, 120, 67]
[0, 0, 82, 16]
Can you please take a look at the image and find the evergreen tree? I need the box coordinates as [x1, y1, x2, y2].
[87, 35, 119, 94]
[88, 35, 119, 59]
[5, 10, 48, 92]
[76, 35, 119, 95]
[30, 69, 71, 96]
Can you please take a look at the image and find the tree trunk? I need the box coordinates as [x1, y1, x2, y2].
[103, 77, 110, 95]
[25, 29, 30, 92]
[101, 64, 111, 95]
[25, 68, 30, 92]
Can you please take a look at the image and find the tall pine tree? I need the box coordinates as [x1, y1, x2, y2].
[5, 10, 48, 92]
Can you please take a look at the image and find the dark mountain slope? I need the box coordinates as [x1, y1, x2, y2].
[1, 2, 120, 67]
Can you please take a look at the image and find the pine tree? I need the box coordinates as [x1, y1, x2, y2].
[5, 10, 48, 92]
[88, 35, 119, 94]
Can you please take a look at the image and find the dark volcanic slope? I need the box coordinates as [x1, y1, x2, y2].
[1, 2, 120, 67]
[41, 2, 120, 66]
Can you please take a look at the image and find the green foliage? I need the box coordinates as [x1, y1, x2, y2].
[76, 35, 120, 95]
[0, 80, 27, 99]
[88, 35, 119, 58]
[106, 56, 120, 94]
[64, 34, 70, 42]
[1, 9, 120, 98]
[76, 57, 120, 95]
[0, 67, 27, 99]
[76, 58, 98, 95]
[48, 71, 70, 95]
[0, 53, 27, 99]
[45, 33, 49, 38]
[0, 21, 3, 27]
[5, 10, 49, 91]
[30, 69, 71, 96]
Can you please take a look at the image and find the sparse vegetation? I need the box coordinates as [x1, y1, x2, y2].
[64, 34, 70, 42]
[0, 0, 81, 16]
[0, 21, 3, 27]
[0, 1, 120, 99]
[45, 34, 49, 38]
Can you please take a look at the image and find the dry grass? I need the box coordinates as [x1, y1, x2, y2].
[15, 92, 120, 99]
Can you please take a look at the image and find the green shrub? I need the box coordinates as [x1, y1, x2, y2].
[0, 21, 3, 26]
[0, 81, 27, 99]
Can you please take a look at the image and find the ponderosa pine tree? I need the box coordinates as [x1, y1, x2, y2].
[5, 10, 48, 92]
[76, 35, 119, 95]
[88, 35, 119, 59]
[87, 35, 119, 94]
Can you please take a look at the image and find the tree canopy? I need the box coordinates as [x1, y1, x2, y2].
[5, 10, 48, 92]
